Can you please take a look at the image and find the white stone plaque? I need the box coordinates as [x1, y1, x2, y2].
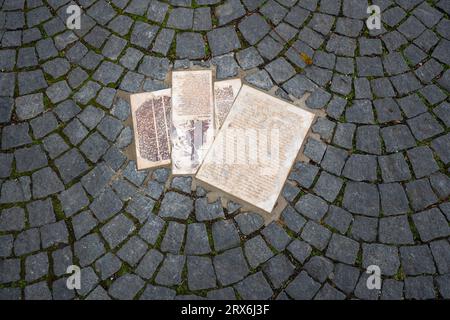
[171, 69, 215, 175]
[196, 84, 315, 214]
[214, 79, 242, 129]
[130, 89, 172, 170]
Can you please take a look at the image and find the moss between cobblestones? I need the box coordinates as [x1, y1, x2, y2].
[406, 212, 421, 242]
[51, 196, 64, 221]
[324, 224, 340, 235]
[175, 263, 189, 295]
[205, 223, 216, 255]
[204, 39, 211, 59]
[151, 200, 161, 215]
[167, 37, 177, 61]
[394, 267, 406, 281]
[284, 227, 297, 239]
[115, 263, 132, 278]
[310, 248, 322, 257]
[332, 185, 345, 207]
[152, 222, 167, 250]
[186, 215, 195, 224]
[210, 14, 219, 28]
[355, 249, 363, 268]
[161, 6, 173, 29]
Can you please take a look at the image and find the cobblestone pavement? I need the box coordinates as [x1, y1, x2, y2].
[1, 0, 450, 300]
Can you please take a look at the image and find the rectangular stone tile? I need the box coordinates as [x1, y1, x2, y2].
[130, 89, 172, 170]
[196, 84, 315, 216]
[171, 69, 215, 175]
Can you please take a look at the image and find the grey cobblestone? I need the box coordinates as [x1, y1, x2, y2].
[214, 248, 249, 286]
[109, 274, 144, 300]
[235, 271, 273, 300]
[244, 235, 274, 268]
[117, 236, 148, 266]
[1, 0, 449, 301]
[136, 249, 164, 281]
[187, 256, 216, 290]
[155, 254, 185, 286]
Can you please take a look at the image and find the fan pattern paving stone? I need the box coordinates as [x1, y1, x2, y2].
[0, 0, 449, 300]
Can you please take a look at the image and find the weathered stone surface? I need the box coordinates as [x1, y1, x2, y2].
[430, 240, 450, 275]
[378, 153, 411, 183]
[413, 208, 450, 242]
[331, 263, 360, 294]
[90, 187, 123, 222]
[40, 221, 69, 248]
[187, 256, 216, 290]
[72, 210, 98, 239]
[262, 254, 295, 288]
[379, 216, 414, 245]
[304, 256, 334, 283]
[362, 244, 400, 276]
[301, 221, 331, 251]
[117, 236, 148, 266]
[195, 198, 224, 222]
[32, 167, 64, 199]
[343, 182, 379, 217]
[405, 276, 436, 300]
[212, 219, 240, 252]
[176, 32, 205, 59]
[155, 254, 186, 286]
[214, 248, 249, 286]
[400, 245, 436, 275]
[342, 154, 377, 182]
[350, 216, 378, 242]
[24, 282, 52, 300]
[234, 272, 273, 300]
[100, 214, 135, 249]
[238, 13, 270, 45]
[281, 206, 306, 233]
[244, 235, 274, 268]
[109, 274, 145, 300]
[285, 271, 320, 299]
[406, 179, 438, 211]
[381, 279, 404, 300]
[54, 149, 89, 184]
[14, 228, 40, 257]
[207, 26, 241, 56]
[139, 214, 165, 246]
[185, 223, 211, 255]
[74, 234, 105, 267]
[81, 164, 114, 197]
[261, 222, 291, 251]
[136, 249, 163, 280]
[159, 192, 193, 220]
[160, 221, 185, 255]
[287, 239, 312, 264]
[326, 234, 359, 264]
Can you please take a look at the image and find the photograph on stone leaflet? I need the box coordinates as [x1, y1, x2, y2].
[171, 69, 215, 175]
[130, 89, 172, 170]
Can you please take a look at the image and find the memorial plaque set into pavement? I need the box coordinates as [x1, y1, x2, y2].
[131, 69, 315, 219]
